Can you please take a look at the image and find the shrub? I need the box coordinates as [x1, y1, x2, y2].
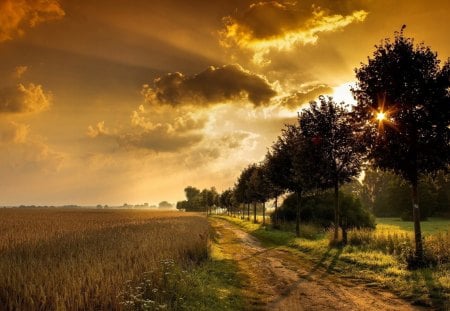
[273, 191, 375, 230]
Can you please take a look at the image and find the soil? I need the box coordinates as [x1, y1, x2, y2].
[210, 217, 430, 311]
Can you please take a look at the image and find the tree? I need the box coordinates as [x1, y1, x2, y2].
[158, 201, 173, 209]
[352, 28, 450, 262]
[247, 164, 271, 225]
[269, 123, 319, 237]
[299, 97, 365, 242]
[185, 186, 200, 202]
[263, 151, 286, 228]
[274, 190, 375, 237]
[176, 186, 202, 211]
[220, 189, 234, 215]
[234, 164, 257, 220]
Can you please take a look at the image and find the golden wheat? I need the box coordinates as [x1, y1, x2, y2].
[0, 208, 209, 310]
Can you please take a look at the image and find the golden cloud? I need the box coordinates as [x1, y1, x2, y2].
[0, 83, 52, 114]
[88, 106, 207, 153]
[142, 64, 277, 107]
[0, 0, 65, 42]
[280, 84, 333, 109]
[221, 1, 368, 64]
[86, 121, 110, 138]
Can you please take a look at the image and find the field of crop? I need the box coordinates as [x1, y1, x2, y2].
[0, 208, 209, 310]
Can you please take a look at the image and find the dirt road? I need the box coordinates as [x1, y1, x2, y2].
[210, 218, 428, 311]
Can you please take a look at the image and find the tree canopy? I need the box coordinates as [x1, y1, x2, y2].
[352, 28, 450, 262]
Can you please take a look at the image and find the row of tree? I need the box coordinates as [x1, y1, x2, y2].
[177, 28, 449, 263]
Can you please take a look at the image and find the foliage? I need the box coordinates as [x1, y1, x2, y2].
[234, 164, 257, 205]
[353, 29, 450, 182]
[299, 96, 366, 240]
[273, 191, 375, 230]
[352, 27, 450, 261]
[219, 189, 235, 213]
[349, 168, 450, 219]
[176, 186, 219, 213]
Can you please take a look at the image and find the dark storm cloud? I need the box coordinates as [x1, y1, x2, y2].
[142, 64, 277, 107]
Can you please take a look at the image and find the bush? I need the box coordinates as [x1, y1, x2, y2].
[272, 191, 375, 230]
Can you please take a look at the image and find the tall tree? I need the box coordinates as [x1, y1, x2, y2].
[220, 189, 234, 215]
[299, 97, 365, 241]
[234, 164, 257, 220]
[269, 123, 319, 237]
[248, 164, 271, 225]
[352, 28, 450, 261]
[263, 151, 286, 228]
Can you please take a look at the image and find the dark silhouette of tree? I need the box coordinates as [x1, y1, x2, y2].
[352, 28, 450, 262]
[234, 164, 257, 220]
[247, 164, 271, 225]
[158, 201, 172, 209]
[269, 123, 319, 237]
[299, 96, 365, 242]
[185, 186, 200, 202]
[263, 151, 286, 228]
[220, 189, 234, 215]
[176, 186, 202, 211]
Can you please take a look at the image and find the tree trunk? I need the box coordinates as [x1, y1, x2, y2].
[247, 203, 250, 221]
[333, 181, 340, 241]
[411, 179, 424, 262]
[295, 190, 302, 237]
[274, 196, 278, 227]
[262, 201, 266, 226]
[253, 202, 257, 223]
[341, 216, 348, 245]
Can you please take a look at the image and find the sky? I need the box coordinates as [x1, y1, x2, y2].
[0, 0, 449, 206]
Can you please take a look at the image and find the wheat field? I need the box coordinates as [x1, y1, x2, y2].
[0, 208, 209, 310]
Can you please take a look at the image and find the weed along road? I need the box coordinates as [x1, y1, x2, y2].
[210, 217, 427, 311]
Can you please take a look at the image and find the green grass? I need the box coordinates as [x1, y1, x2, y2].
[123, 224, 245, 311]
[216, 215, 450, 310]
[376, 217, 450, 235]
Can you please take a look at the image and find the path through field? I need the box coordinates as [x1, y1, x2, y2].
[210, 218, 428, 311]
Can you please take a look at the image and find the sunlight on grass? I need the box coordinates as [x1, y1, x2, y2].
[218, 215, 450, 309]
[340, 251, 397, 268]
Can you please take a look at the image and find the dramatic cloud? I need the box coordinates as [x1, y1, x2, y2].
[0, 83, 52, 114]
[221, 1, 367, 64]
[142, 64, 277, 107]
[280, 84, 333, 109]
[0, 0, 65, 42]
